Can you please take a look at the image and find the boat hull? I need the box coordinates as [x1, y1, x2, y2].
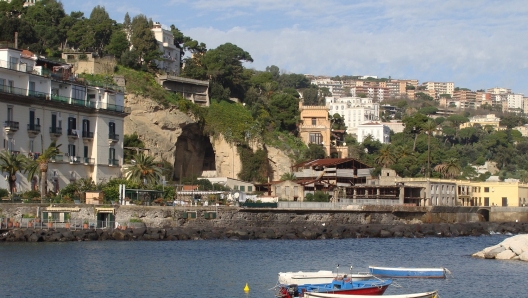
[278, 270, 374, 285]
[278, 279, 391, 298]
[304, 290, 438, 298]
[369, 266, 446, 279]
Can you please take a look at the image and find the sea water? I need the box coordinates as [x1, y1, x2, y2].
[0, 234, 525, 297]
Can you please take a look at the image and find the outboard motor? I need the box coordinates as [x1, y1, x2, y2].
[287, 284, 299, 297]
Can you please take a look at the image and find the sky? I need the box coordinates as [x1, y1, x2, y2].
[64, 0, 528, 95]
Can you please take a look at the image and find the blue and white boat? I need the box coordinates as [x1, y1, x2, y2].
[368, 266, 447, 279]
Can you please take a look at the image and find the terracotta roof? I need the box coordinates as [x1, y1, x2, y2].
[21, 49, 33, 58]
[182, 185, 199, 191]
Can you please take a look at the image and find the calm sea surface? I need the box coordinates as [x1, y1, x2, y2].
[0, 234, 526, 297]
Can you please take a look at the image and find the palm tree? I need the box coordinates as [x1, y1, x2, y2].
[375, 145, 396, 168]
[422, 120, 437, 178]
[280, 172, 296, 181]
[25, 142, 61, 198]
[0, 150, 28, 196]
[434, 158, 461, 179]
[124, 153, 162, 186]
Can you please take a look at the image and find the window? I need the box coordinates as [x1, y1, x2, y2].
[109, 121, 116, 134]
[7, 106, 13, 121]
[68, 144, 76, 157]
[72, 85, 86, 100]
[29, 140, 34, 152]
[109, 147, 116, 160]
[311, 118, 316, 125]
[29, 81, 35, 95]
[247, 186, 252, 192]
[0, 78, 4, 91]
[84, 146, 88, 158]
[7, 80, 14, 93]
[309, 133, 322, 144]
[68, 116, 77, 135]
[484, 187, 489, 192]
[240, 186, 245, 192]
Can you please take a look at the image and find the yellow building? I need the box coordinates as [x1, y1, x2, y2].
[457, 181, 528, 207]
[298, 102, 348, 157]
[459, 114, 503, 130]
[298, 102, 332, 155]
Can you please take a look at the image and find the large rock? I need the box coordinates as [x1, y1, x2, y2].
[473, 235, 528, 261]
[495, 249, 516, 260]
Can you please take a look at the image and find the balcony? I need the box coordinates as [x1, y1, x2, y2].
[67, 129, 79, 140]
[27, 123, 41, 137]
[68, 156, 81, 164]
[108, 133, 119, 144]
[51, 154, 64, 162]
[83, 157, 95, 165]
[4, 121, 19, 133]
[49, 127, 62, 138]
[108, 159, 119, 167]
[82, 131, 94, 143]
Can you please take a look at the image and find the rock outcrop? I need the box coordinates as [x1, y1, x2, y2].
[472, 234, 528, 261]
[124, 94, 293, 179]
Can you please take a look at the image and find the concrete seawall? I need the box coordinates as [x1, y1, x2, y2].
[1, 204, 528, 242]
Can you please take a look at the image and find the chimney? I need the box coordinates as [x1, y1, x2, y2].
[14, 32, 18, 49]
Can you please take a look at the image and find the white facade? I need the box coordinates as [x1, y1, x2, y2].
[423, 81, 454, 97]
[151, 22, 181, 75]
[326, 96, 379, 134]
[506, 93, 524, 110]
[0, 46, 127, 194]
[357, 122, 390, 144]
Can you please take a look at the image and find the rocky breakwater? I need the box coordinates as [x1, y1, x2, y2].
[2, 222, 528, 242]
[472, 234, 528, 261]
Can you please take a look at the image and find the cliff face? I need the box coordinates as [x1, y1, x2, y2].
[124, 94, 292, 180]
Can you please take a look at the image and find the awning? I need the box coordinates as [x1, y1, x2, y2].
[96, 207, 115, 214]
[45, 207, 81, 212]
[178, 191, 224, 195]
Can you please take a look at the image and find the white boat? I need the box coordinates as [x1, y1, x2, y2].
[369, 266, 447, 278]
[304, 290, 438, 298]
[278, 270, 374, 285]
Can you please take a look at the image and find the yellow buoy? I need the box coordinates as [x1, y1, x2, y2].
[244, 283, 250, 292]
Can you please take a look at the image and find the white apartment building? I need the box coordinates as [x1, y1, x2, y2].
[151, 22, 181, 76]
[506, 93, 524, 111]
[0, 44, 127, 194]
[422, 81, 454, 98]
[357, 122, 390, 144]
[326, 96, 379, 135]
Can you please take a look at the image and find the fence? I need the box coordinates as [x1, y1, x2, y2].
[277, 199, 401, 210]
[0, 218, 145, 230]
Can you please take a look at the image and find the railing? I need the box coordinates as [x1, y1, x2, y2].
[69, 156, 81, 164]
[82, 131, 94, 138]
[0, 84, 127, 114]
[109, 159, 119, 166]
[50, 94, 69, 103]
[0, 58, 34, 73]
[83, 157, 95, 165]
[0, 218, 147, 230]
[4, 120, 19, 130]
[84, 79, 125, 93]
[49, 127, 62, 135]
[51, 154, 64, 162]
[67, 129, 78, 137]
[109, 133, 119, 141]
[106, 104, 125, 113]
[27, 123, 41, 132]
